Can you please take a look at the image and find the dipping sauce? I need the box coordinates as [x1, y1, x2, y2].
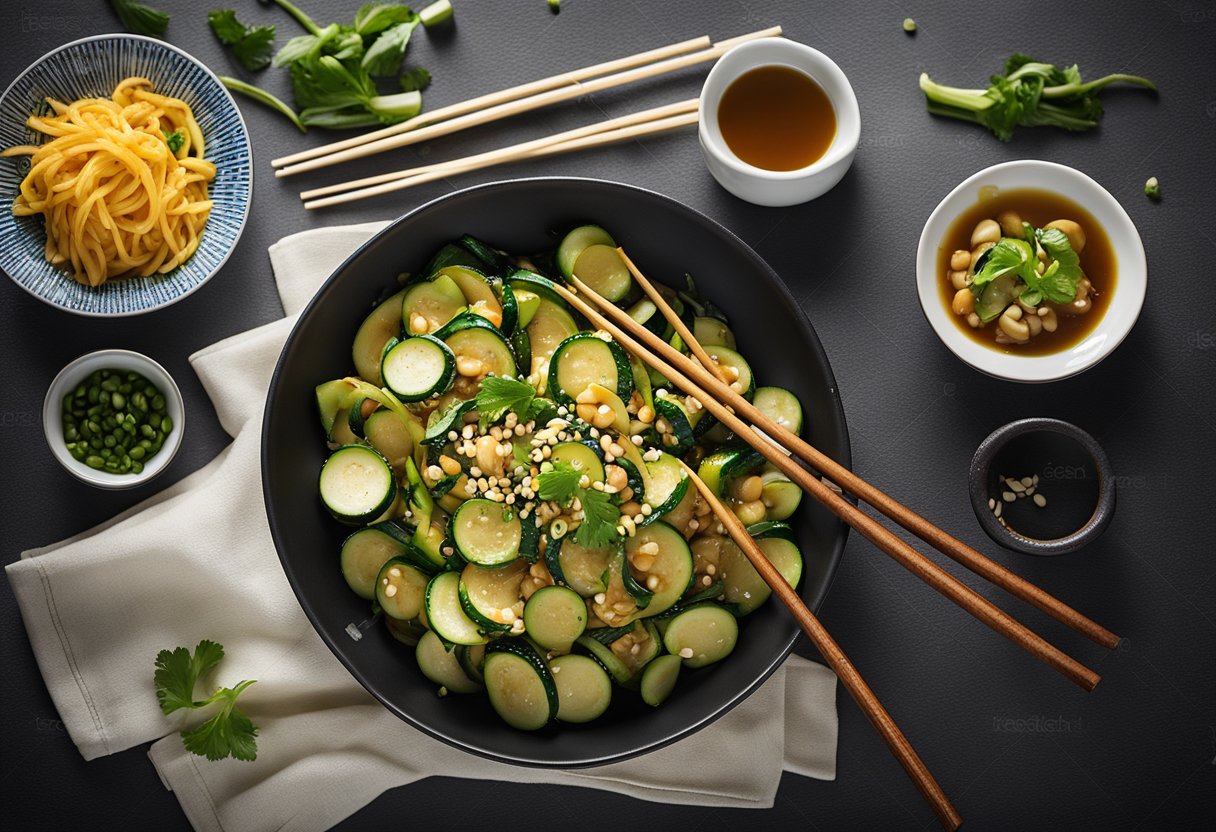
[937, 188, 1116, 356]
[717, 65, 836, 171]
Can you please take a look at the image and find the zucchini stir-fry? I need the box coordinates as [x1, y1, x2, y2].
[315, 225, 808, 729]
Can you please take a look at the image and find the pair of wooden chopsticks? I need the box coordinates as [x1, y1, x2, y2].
[274, 27, 778, 178]
[547, 251, 1122, 830]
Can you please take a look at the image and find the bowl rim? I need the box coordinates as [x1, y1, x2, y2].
[914, 159, 1147, 383]
[967, 417, 1115, 555]
[261, 176, 852, 768]
[42, 348, 186, 489]
[698, 38, 862, 181]
[0, 32, 253, 318]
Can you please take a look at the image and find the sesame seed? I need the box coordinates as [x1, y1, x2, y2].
[678, 647, 694, 659]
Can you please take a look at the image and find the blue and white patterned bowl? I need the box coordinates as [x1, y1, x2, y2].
[0, 34, 252, 316]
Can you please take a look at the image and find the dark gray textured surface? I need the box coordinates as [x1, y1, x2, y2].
[2, 1, 1213, 829]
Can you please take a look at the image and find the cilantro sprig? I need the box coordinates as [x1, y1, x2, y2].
[209, 10, 277, 72]
[154, 640, 258, 762]
[535, 461, 621, 549]
[969, 226, 1083, 318]
[474, 376, 551, 430]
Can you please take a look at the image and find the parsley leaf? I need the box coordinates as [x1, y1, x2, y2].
[535, 461, 581, 503]
[400, 67, 432, 92]
[474, 376, 549, 430]
[161, 129, 185, 154]
[209, 10, 277, 72]
[575, 488, 620, 548]
[154, 640, 258, 762]
[110, 0, 169, 38]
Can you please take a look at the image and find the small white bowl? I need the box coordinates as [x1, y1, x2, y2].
[916, 160, 1147, 383]
[43, 349, 185, 489]
[698, 38, 860, 206]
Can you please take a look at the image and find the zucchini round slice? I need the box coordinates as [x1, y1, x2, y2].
[696, 444, 763, 496]
[571, 244, 632, 303]
[424, 571, 489, 645]
[375, 557, 430, 620]
[549, 440, 605, 483]
[513, 287, 542, 329]
[556, 224, 615, 279]
[362, 409, 415, 478]
[629, 521, 695, 618]
[458, 559, 526, 632]
[451, 498, 522, 566]
[416, 630, 483, 693]
[693, 316, 735, 349]
[403, 274, 465, 336]
[575, 633, 635, 686]
[437, 265, 504, 329]
[548, 333, 633, 403]
[653, 392, 703, 454]
[523, 585, 588, 652]
[495, 281, 519, 335]
[381, 336, 455, 402]
[316, 379, 357, 436]
[507, 269, 570, 309]
[441, 322, 516, 380]
[456, 643, 487, 685]
[526, 298, 579, 385]
[706, 345, 755, 399]
[753, 386, 804, 436]
[551, 654, 612, 723]
[627, 297, 668, 338]
[457, 234, 509, 274]
[662, 605, 739, 668]
[640, 452, 690, 522]
[639, 653, 682, 706]
[320, 445, 396, 525]
[340, 526, 406, 599]
[760, 470, 803, 521]
[352, 289, 406, 386]
[484, 638, 558, 730]
[546, 536, 612, 597]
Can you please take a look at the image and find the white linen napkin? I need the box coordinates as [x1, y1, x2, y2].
[7, 223, 838, 832]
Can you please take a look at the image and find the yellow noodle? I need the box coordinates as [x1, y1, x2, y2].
[6, 77, 214, 287]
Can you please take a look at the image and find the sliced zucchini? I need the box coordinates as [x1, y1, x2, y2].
[627, 297, 668, 338]
[548, 333, 633, 403]
[556, 224, 615, 279]
[585, 383, 630, 434]
[640, 451, 690, 521]
[416, 629, 482, 693]
[546, 535, 612, 597]
[423, 397, 477, 448]
[458, 234, 509, 274]
[513, 288, 542, 329]
[424, 571, 489, 646]
[550, 654, 612, 723]
[629, 352, 655, 411]
[549, 440, 605, 483]
[657, 484, 696, 534]
[451, 498, 522, 566]
[363, 409, 415, 478]
[576, 633, 634, 686]
[507, 269, 570, 310]
[525, 298, 579, 388]
[753, 386, 803, 436]
[976, 272, 1019, 322]
[385, 615, 426, 647]
[421, 242, 482, 278]
[484, 638, 558, 730]
[316, 379, 356, 436]
[375, 558, 430, 620]
[653, 391, 702, 454]
[381, 336, 455, 402]
[639, 653, 682, 706]
[403, 274, 466, 336]
[495, 281, 519, 335]
[340, 526, 406, 599]
[571, 244, 632, 302]
[437, 265, 504, 329]
[760, 470, 803, 521]
[662, 605, 739, 668]
[458, 559, 526, 633]
[697, 444, 763, 497]
[629, 521, 695, 618]
[523, 585, 588, 652]
[511, 327, 532, 374]
[320, 445, 395, 525]
[437, 316, 517, 379]
[456, 643, 487, 685]
[750, 521, 804, 593]
[706, 345, 755, 399]
[353, 289, 406, 386]
[693, 316, 735, 349]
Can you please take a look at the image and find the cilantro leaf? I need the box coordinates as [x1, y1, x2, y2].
[209, 10, 277, 73]
[574, 488, 621, 549]
[474, 376, 548, 430]
[162, 129, 185, 154]
[155, 640, 225, 714]
[153, 641, 258, 762]
[110, 0, 169, 38]
[1035, 227, 1083, 303]
[400, 67, 432, 93]
[535, 460, 582, 504]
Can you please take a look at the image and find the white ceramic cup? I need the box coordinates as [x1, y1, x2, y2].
[698, 38, 860, 207]
[916, 160, 1147, 383]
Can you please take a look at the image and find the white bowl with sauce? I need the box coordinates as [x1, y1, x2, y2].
[916, 160, 1147, 383]
[698, 38, 860, 206]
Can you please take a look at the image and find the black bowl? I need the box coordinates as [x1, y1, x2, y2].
[262, 178, 851, 767]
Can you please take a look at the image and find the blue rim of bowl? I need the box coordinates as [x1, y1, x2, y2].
[0, 33, 252, 317]
[260, 176, 853, 768]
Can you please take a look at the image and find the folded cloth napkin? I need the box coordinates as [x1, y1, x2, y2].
[7, 223, 838, 832]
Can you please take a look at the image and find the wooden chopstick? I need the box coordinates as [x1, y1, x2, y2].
[270, 35, 713, 170]
[300, 99, 698, 204]
[679, 460, 963, 831]
[592, 257, 1121, 651]
[275, 26, 782, 178]
[550, 277, 1102, 690]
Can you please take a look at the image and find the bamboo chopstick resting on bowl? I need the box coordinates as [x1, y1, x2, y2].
[274, 26, 781, 177]
[544, 271, 1110, 691]
[680, 461, 962, 832]
[301, 101, 700, 209]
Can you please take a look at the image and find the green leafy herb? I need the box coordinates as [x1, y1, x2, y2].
[209, 10, 277, 72]
[219, 76, 306, 132]
[574, 487, 620, 548]
[110, 0, 169, 37]
[154, 640, 258, 762]
[161, 129, 185, 154]
[355, 3, 417, 35]
[969, 230, 1081, 316]
[919, 54, 1155, 141]
[474, 376, 549, 430]
[969, 238, 1032, 293]
[535, 460, 582, 504]
[362, 19, 419, 77]
[1144, 176, 1161, 201]
[1034, 228, 1082, 303]
[400, 66, 432, 92]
